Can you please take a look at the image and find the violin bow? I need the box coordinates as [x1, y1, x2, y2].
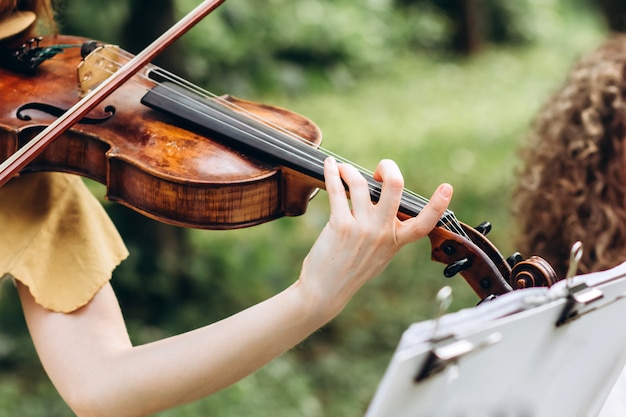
[0, 0, 226, 187]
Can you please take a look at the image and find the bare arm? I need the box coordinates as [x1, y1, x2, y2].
[18, 280, 333, 417]
[19, 157, 453, 417]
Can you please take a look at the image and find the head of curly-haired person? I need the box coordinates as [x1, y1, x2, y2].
[0, 0, 55, 42]
[513, 35, 626, 279]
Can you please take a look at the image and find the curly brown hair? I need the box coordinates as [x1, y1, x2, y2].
[513, 35, 626, 279]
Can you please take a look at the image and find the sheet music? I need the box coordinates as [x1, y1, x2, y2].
[365, 262, 626, 417]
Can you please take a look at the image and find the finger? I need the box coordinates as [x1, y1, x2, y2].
[337, 162, 370, 215]
[372, 159, 404, 217]
[397, 183, 453, 246]
[324, 157, 352, 218]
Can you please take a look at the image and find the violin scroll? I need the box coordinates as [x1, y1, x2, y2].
[509, 255, 558, 289]
[429, 220, 558, 300]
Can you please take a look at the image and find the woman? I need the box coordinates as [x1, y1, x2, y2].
[0, 1, 453, 416]
[513, 35, 626, 416]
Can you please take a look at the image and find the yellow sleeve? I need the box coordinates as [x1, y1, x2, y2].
[0, 172, 129, 313]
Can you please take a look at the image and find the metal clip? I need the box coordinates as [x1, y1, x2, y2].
[415, 332, 502, 382]
[431, 286, 452, 341]
[415, 286, 501, 382]
[557, 242, 604, 326]
[566, 241, 583, 284]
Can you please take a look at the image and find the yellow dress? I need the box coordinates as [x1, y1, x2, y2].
[0, 172, 128, 313]
[0, 11, 128, 312]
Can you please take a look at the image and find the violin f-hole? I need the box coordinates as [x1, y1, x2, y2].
[16, 102, 116, 124]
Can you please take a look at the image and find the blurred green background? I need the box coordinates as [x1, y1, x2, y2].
[0, 0, 615, 415]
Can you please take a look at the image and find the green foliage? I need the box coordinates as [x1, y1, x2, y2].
[174, 0, 585, 93]
[54, 0, 590, 95]
[0, 376, 72, 416]
[171, 0, 410, 94]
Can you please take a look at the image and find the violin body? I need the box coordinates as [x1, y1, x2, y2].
[0, 35, 323, 229]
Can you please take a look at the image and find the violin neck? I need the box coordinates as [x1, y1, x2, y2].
[141, 82, 436, 223]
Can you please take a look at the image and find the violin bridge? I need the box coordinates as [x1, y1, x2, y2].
[77, 44, 122, 96]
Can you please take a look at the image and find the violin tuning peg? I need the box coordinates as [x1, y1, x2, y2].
[506, 252, 523, 268]
[474, 221, 492, 235]
[444, 258, 471, 277]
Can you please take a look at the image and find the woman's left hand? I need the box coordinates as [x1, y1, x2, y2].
[296, 157, 453, 320]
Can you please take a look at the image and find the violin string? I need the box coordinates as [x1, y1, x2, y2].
[95, 48, 468, 237]
[90, 47, 467, 237]
[96, 50, 377, 176]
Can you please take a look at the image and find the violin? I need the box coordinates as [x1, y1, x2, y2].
[0, 6, 557, 301]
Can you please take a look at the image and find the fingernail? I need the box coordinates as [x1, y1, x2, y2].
[439, 183, 452, 198]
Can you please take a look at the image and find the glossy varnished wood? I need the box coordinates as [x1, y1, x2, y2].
[0, 35, 323, 229]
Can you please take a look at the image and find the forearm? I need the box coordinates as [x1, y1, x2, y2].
[109, 282, 327, 416]
[20, 281, 331, 417]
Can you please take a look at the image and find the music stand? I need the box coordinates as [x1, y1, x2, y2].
[365, 262, 626, 417]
